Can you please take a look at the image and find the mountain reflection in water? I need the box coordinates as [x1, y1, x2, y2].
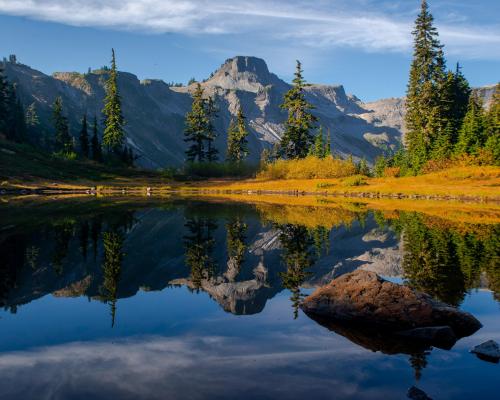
[0, 199, 498, 400]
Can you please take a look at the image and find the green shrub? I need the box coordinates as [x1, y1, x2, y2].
[341, 175, 367, 187]
[53, 151, 77, 161]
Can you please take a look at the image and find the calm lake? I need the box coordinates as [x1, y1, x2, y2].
[0, 198, 499, 399]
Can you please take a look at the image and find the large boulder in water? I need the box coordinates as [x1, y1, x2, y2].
[301, 270, 481, 339]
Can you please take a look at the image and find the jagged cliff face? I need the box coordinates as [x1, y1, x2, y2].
[4, 56, 405, 168]
[4, 56, 494, 168]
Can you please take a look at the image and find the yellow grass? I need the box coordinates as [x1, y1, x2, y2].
[182, 166, 500, 200]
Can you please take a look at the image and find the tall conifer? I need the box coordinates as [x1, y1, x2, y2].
[455, 92, 485, 155]
[205, 96, 219, 162]
[405, 0, 446, 170]
[0, 66, 8, 136]
[52, 96, 72, 153]
[226, 107, 249, 163]
[102, 49, 125, 153]
[79, 114, 89, 158]
[91, 115, 102, 162]
[184, 83, 209, 162]
[484, 83, 500, 163]
[280, 60, 317, 159]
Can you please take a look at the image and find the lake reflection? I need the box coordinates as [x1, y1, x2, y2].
[0, 198, 499, 399]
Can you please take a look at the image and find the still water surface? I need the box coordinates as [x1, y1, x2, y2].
[0, 199, 499, 399]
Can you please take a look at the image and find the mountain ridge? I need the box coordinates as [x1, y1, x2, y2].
[3, 55, 495, 168]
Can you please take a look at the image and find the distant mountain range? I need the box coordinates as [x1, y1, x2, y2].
[3, 56, 496, 168]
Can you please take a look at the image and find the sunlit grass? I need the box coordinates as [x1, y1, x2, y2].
[184, 166, 500, 200]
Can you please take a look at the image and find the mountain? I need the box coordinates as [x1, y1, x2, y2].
[3, 56, 495, 168]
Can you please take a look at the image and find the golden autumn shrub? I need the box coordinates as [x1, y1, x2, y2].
[383, 167, 401, 177]
[257, 156, 357, 180]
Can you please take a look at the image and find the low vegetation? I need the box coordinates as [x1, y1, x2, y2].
[257, 156, 357, 180]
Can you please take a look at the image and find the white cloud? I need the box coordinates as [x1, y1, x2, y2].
[0, 0, 499, 59]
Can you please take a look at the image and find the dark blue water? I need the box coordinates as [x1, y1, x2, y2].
[0, 199, 498, 399]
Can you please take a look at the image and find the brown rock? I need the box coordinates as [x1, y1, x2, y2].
[301, 270, 481, 338]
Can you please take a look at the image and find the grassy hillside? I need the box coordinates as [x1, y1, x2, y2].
[0, 140, 163, 189]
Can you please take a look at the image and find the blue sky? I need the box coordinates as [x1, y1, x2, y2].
[0, 0, 498, 101]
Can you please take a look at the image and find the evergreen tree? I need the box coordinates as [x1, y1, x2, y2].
[405, 0, 446, 170]
[25, 102, 39, 132]
[455, 92, 485, 155]
[91, 115, 102, 162]
[12, 94, 27, 143]
[451, 63, 472, 133]
[184, 83, 209, 162]
[79, 114, 90, 158]
[279, 60, 317, 159]
[205, 96, 219, 162]
[0, 69, 26, 143]
[310, 126, 326, 158]
[128, 147, 135, 166]
[430, 65, 471, 159]
[357, 158, 370, 176]
[0, 66, 7, 136]
[325, 128, 332, 156]
[102, 49, 125, 153]
[485, 83, 500, 164]
[226, 106, 249, 163]
[52, 96, 72, 153]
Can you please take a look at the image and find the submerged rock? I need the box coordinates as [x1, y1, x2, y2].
[471, 340, 500, 363]
[397, 326, 457, 350]
[407, 386, 432, 400]
[301, 270, 481, 339]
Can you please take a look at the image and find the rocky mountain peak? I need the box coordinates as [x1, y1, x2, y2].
[205, 56, 284, 93]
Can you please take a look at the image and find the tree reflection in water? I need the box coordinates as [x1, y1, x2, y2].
[183, 216, 218, 291]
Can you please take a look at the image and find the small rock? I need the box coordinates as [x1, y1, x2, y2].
[471, 340, 500, 363]
[407, 386, 432, 400]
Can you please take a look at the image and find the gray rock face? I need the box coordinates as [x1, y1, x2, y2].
[471, 340, 500, 363]
[301, 270, 482, 338]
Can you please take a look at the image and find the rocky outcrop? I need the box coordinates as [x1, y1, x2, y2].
[471, 340, 500, 363]
[301, 270, 481, 341]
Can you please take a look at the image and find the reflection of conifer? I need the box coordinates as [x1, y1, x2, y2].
[278, 224, 314, 318]
[391, 212, 500, 306]
[225, 218, 247, 280]
[311, 226, 330, 258]
[401, 212, 465, 306]
[183, 217, 218, 290]
[101, 231, 124, 327]
[91, 217, 103, 262]
[25, 246, 39, 269]
[410, 351, 429, 382]
[79, 221, 89, 261]
[0, 235, 26, 309]
[51, 221, 74, 275]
